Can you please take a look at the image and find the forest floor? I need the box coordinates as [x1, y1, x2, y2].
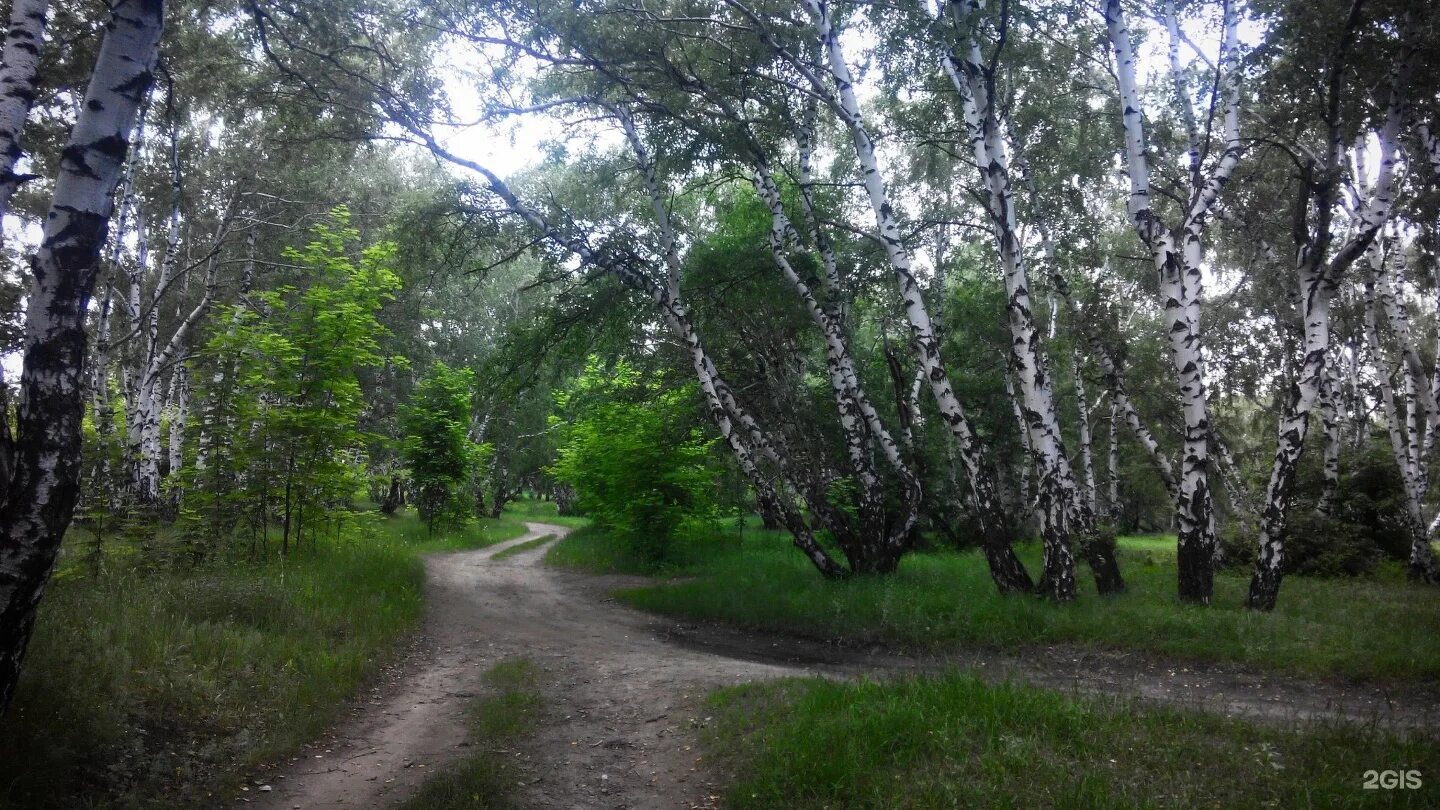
[246, 520, 1440, 810]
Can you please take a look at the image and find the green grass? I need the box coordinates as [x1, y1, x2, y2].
[704, 672, 1440, 808]
[0, 506, 523, 809]
[543, 524, 658, 573]
[374, 507, 531, 552]
[502, 497, 592, 530]
[545, 526, 1440, 683]
[491, 535, 556, 561]
[403, 658, 546, 810]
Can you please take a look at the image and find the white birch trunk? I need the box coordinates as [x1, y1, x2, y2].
[1107, 0, 1239, 603]
[751, 163, 919, 563]
[1004, 372, 1032, 513]
[0, 0, 163, 712]
[943, 1, 1103, 594]
[1107, 398, 1120, 520]
[1073, 349, 1098, 515]
[1246, 36, 1405, 607]
[800, 0, 1037, 592]
[0, 0, 48, 223]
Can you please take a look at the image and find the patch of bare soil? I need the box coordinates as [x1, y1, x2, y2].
[248, 522, 1439, 809]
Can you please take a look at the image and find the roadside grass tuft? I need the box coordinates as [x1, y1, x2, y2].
[547, 526, 1440, 682]
[402, 658, 546, 810]
[0, 506, 521, 809]
[490, 535, 556, 562]
[704, 672, 1440, 808]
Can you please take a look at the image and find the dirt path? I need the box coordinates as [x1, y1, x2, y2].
[248, 521, 1439, 809]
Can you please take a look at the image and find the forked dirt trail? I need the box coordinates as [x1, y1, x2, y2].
[248, 522, 824, 810]
[249, 522, 1439, 809]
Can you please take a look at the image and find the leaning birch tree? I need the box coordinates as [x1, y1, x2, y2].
[940, 0, 1124, 595]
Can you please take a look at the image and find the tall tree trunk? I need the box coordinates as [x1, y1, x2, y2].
[798, 0, 1034, 593]
[1072, 350, 1098, 517]
[1107, 398, 1120, 521]
[945, 1, 1119, 594]
[0, 0, 163, 714]
[0, 0, 49, 224]
[1004, 372, 1033, 514]
[1247, 261, 1337, 609]
[1316, 362, 1341, 516]
[751, 161, 916, 571]
[1107, 0, 1240, 604]
[167, 366, 187, 481]
[1249, 22, 1409, 608]
[1363, 249, 1440, 584]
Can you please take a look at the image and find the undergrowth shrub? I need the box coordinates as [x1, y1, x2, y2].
[549, 358, 719, 568]
[1219, 441, 1410, 577]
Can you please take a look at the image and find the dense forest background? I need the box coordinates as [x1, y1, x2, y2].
[0, 0, 1436, 805]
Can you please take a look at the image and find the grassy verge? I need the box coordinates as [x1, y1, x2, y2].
[543, 524, 656, 574]
[704, 672, 1440, 808]
[491, 535, 556, 562]
[502, 498, 591, 530]
[544, 526, 1440, 682]
[374, 507, 530, 552]
[402, 658, 546, 810]
[0, 506, 523, 809]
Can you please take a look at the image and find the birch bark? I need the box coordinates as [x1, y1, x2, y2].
[0, 0, 48, 224]
[0, 0, 164, 712]
[1106, 0, 1240, 603]
[943, 0, 1112, 595]
[797, 0, 1037, 593]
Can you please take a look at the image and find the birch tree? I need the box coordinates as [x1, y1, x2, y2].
[1105, 0, 1242, 604]
[730, 0, 1043, 593]
[0, 0, 163, 713]
[1245, 4, 1408, 610]
[940, 0, 1124, 595]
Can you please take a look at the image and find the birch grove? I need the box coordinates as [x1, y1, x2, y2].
[0, 0, 1437, 715]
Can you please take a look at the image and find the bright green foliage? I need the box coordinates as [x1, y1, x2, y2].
[402, 361, 485, 533]
[187, 207, 402, 554]
[548, 358, 718, 568]
[704, 674, 1440, 808]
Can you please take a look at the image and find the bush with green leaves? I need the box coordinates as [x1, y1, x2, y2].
[402, 362, 485, 533]
[548, 358, 718, 568]
[184, 208, 401, 554]
[1219, 440, 1409, 577]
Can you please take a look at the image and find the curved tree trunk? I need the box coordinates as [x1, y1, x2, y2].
[799, 0, 1034, 593]
[944, 3, 1119, 595]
